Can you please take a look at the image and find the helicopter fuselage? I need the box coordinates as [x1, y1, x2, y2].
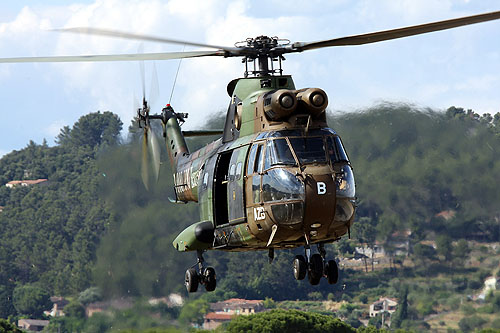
[171, 75, 356, 253]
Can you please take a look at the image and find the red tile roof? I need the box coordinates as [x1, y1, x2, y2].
[205, 312, 234, 321]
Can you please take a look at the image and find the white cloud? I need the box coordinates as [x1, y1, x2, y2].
[44, 120, 68, 137]
[0, 0, 499, 154]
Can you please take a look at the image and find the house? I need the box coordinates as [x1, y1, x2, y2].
[210, 298, 264, 315]
[435, 210, 456, 220]
[477, 276, 499, 301]
[148, 294, 184, 307]
[0, 206, 4, 213]
[17, 319, 49, 332]
[356, 230, 412, 259]
[44, 296, 69, 317]
[203, 298, 264, 330]
[5, 179, 48, 188]
[85, 298, 133, 317]
[369, 297, 398, 317]
[203, 312, 234, 330]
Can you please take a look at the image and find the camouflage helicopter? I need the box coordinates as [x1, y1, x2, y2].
[1, 10, 499, 292]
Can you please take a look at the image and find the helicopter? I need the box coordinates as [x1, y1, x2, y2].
[1, 10, 499, 293]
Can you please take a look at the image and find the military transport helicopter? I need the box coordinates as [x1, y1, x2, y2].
[1, 10, 499, 292]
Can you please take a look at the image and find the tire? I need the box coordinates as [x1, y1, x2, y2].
[325, 260, 339, 284]
[308, 253, 323, 285]
[293, 255, 307, 280]
[204, 267, 217, 292]
[185, 268, 199, 293]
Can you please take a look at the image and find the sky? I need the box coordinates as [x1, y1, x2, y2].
[0, 0, 499, 157]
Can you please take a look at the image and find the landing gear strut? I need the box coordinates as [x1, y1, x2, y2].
[185, 250, 217, 292]
[292, 243, 339, 285]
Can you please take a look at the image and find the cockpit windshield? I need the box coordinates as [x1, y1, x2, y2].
[288, 137, 327, 164]
[264, 139, 296, 169]
[258, 132, 350, 171]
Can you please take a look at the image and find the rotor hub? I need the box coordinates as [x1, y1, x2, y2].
[235, 36, 290, 78]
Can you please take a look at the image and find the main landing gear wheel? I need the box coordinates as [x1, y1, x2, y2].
[292, 243, 340, 285]
[293, 255, 307, 280]
[185, 268, 199, 293]
[203, 267, 217, 292]
[184, 250, 217, 293]
[308, 253, 323, 285]
[325, 260, 339, 285]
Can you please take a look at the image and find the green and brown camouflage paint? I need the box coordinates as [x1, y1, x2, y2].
[171, 75, 355, 252]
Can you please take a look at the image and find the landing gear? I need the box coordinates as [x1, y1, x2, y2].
[325, 260, 339, 284]
[185, 268, 199, 292]
[308, 253, 323, 285]
[184, 250, 217, 293]
[293, 255, 307, 280]
[292, 243, 339, 285]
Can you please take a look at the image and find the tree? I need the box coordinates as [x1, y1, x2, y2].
[454, 239, 470, 259]
[391, 285, 408, 328]
[78, 287, 102, 305]
[226, 309, 356, 333]
[64, 301, 86, 319]
[436, 235, 453, 262]
[0, 286, 16, 318]
[56, 111, 122, 149]
[352, 217, 377, 272]
[412, 243, 437, 269]
[0, 319, 22, 333]
[12, 284, 51, 317]
[177, 298, 210, 326]
[458, 315, 487, 332]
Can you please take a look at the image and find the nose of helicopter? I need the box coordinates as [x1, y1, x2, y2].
[301, 164, 356, 242]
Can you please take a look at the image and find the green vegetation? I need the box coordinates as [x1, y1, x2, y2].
[0, 104, 498, 332]
[226, 309, 356, 332]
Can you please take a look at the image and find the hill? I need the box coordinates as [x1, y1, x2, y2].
[0, 104, 498, 331]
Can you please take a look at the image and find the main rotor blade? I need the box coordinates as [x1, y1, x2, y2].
[54, 27, 240, 53]
[295, 10, 500, 51]
[0, 50, 221, 63]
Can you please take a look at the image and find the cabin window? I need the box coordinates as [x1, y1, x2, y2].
[289, 137, 327, 164]
[203, 172, 209, 188]
[235, 162, 242, 180]
[229, 163, 236, 181]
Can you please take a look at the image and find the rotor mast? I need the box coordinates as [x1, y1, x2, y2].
[240, 36, 286, 77]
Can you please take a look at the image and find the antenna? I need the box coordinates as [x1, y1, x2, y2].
[169, 44, 186, 104]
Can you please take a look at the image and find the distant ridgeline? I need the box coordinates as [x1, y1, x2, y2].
[0, 105, 498, 318]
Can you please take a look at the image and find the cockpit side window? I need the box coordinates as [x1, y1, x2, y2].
[254, 144, 264, 173]
[289, 137, 327, 164]
[246, 144, 260, 175]
[326, 136, 349, 163]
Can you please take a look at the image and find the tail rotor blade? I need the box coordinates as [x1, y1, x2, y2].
[148, 126, 161, 182]
[141, 129, 150, 190]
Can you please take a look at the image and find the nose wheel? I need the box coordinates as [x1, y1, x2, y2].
[293, 243, 339, 285]
[185, 250, 217, 293]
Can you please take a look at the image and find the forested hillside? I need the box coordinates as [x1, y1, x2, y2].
[0, 104, 498, 330]
[0, 111, 122, 316]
